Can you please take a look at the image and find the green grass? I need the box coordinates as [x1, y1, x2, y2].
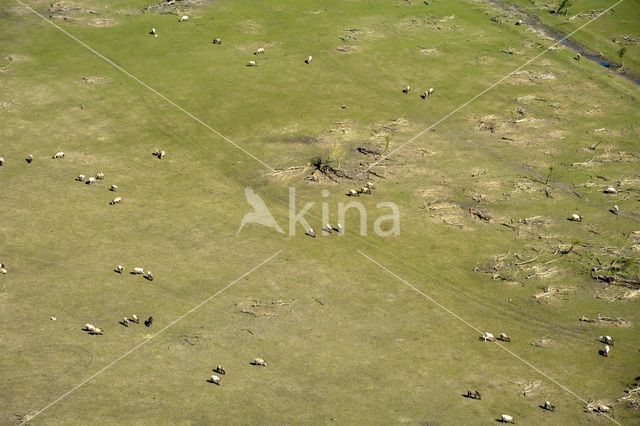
[505, 0, 640, 76]
[1, 0, 639, 424]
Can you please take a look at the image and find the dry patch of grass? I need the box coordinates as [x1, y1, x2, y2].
[87, 18, 115, 27]
[395, 14, 459, 32]
[572, 149, 640, 168]
[509, 70, 557, 85]
[236, 298, 295, 317]
[81, 76, 111, 85]
[579, 314, 632, 327]
[568, 9, 615, 21]
[329, 120, 359, 140]
[595, 287, 640, 302]
[414, 148, 437, 158]
[476, 114, 503, 134]
[618, 378, 640, 410]
[530, 337, 554, 348]
[370, 117, 413, 142]
[503, 178, 549, 198]
[584, 400, 614, 414]
[336, 46, 359, 54]
[142, 0, 208, 16]
[418, 47, 439, 55]
[419, 200, 469, 229]
[45, 1, 114, 26]
[586, 243, 640, 288]
[238, 19, 263, 34]
[533, 286, 574, 303]
[631, 232, 640, 252]
[613, 35, 640, 46]
[511, 379, 543, 397]
[339, 27, 383, 43]
[475, 250, 563, 284]
[4, 54, 30, 62]
[49, 1, 99, 16]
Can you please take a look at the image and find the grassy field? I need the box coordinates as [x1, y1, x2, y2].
[1, 0, 639, 424]
[503, 0, 640, 77]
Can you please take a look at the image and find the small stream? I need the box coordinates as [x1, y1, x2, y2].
[483, 0, 640, 85]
